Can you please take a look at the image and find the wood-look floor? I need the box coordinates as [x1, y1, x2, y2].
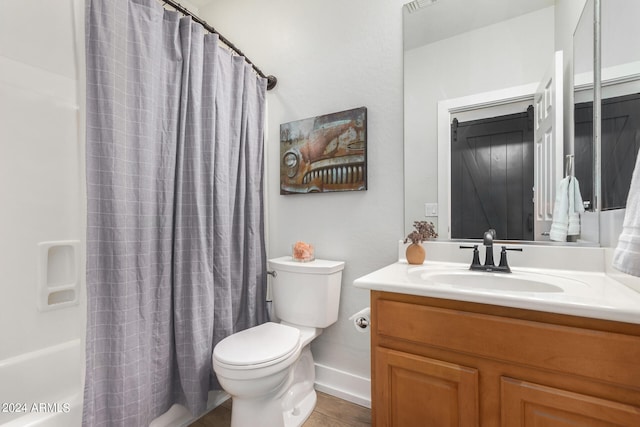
[190, 391, 371, 427]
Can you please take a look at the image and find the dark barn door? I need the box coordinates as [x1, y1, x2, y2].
[575, 93, 640, 210]
[451, 107, 534, 240]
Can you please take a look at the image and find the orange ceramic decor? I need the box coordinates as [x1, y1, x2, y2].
[406, 243, 425, 265]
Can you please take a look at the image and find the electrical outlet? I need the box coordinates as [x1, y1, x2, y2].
[424, 203, 438, 217]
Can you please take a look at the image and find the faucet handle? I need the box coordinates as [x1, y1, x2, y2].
[498, 246, 523, 272]
[459, 245, 481, 268]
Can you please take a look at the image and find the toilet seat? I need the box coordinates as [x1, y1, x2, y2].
[213, 322, 301, 370]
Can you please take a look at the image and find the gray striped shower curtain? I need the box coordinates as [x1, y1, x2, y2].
[83, 0, 268, 425]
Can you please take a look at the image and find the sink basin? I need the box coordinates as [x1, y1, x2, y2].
[408, 268, 587, 293]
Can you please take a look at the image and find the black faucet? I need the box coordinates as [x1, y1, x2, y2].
[460, 229, 522, 273]
[483, 229, 496, 267]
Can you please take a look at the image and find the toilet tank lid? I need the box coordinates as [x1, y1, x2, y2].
[268, 256, 345, 274]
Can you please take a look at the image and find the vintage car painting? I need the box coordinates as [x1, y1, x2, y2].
[280, 107, 367, 194]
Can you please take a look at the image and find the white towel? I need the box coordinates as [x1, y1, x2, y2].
[567, 176, 585, 236]
[613, 152, 640, 276]
[549, 176, 571, 242]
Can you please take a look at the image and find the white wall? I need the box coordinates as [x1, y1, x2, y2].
[601, 1, 640, 73]
[200, 0, 406, 405]
[404, 7, 556, 232]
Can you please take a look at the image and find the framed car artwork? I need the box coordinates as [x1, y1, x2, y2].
[279, 107, 367, 195]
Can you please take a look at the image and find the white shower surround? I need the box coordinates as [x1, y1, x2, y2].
[0, 0, 86, 425]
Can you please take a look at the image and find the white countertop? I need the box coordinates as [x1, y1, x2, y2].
[354, 260, 640, 325]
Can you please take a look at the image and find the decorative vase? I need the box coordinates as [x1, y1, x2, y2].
[406, 243, 426, 265]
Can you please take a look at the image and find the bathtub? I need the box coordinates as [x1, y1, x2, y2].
[0, 338, 227, 427]
[0, 340, 83, 427]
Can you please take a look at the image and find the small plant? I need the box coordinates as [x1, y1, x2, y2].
[404, 221, 438, 244]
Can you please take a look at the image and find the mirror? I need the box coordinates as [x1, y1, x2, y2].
[403, 0, 598, 244]
[572, 0, 594, 210]
[574, 0, 640, 212]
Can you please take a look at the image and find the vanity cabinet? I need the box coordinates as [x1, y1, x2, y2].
[371, 291, 640, 426]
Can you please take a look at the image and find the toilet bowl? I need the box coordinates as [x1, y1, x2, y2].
[213, 322, 319, 427]
[212, 256, 344, 427]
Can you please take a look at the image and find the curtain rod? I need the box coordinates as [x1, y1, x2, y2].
[162, 0, 277, 91]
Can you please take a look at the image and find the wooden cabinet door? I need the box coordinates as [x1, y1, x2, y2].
[374, 347, 479, 427]
[501, 377, 640, 426]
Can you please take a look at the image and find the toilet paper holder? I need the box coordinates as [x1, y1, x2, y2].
[353, 316, 369, 329]
[349, 307, 371, 331]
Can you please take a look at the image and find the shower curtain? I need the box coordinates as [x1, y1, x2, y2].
[83, 0, 268, 425]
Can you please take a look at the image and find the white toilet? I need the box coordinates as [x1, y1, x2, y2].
[212, 256, 345, 427]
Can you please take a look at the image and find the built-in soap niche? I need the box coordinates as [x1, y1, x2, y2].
[37, 241, 80, 312]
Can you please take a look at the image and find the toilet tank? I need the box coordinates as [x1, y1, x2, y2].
[268, 256, 345, 328]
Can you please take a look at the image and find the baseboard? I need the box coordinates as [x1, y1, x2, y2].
[314, 363, 371, 408]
